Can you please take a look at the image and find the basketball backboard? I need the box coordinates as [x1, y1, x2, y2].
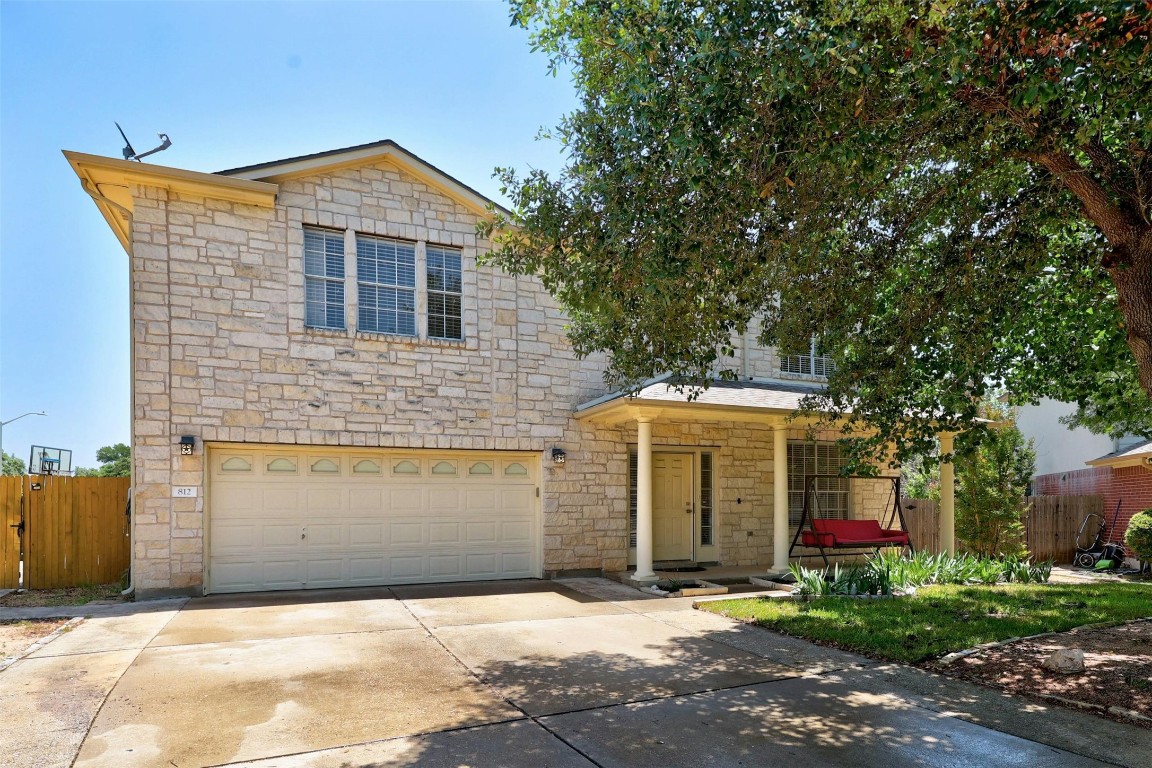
[29, 445, 73, 475]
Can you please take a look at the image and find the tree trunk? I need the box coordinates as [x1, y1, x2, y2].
[1110, 228, 1152, 397]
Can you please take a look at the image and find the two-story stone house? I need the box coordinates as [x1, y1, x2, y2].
[66, 140, 899, 598]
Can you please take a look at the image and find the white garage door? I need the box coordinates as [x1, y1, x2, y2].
[207, 447, 540, 593]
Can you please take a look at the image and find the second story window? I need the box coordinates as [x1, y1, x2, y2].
[780, 337, 834, 377]
[357, 235, 417, 336]
[304, 228, 346, 329]
[426, 244, 463, 340]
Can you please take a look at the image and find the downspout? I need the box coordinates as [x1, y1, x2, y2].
[81, 179, 137, 599]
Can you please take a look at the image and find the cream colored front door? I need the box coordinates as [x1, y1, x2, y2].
[653, 453, 693, 561]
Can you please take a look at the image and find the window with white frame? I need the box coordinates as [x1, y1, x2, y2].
[787, 441, 850, 525]
[426, 244, 463, 340]
[356, 235, 417, 336]
[304, 228, 346, 329]
[780, 337, 834, 377]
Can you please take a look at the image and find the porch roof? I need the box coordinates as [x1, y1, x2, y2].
[1086, 439, 1152, 469]
[575, 378, 830, 425]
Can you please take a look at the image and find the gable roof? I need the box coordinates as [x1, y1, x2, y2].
[65, 139, 510, 254]
[63, 150, 279, 254]
[218, 139, 512, 219]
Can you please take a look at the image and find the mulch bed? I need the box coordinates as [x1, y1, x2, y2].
[0, 584, 125, 607]
[934, 620, 1152, 728]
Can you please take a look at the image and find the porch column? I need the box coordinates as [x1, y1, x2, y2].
[939, 431, 956, 555]
[772, 422, 790, 573]
[633, 416, 657, 582]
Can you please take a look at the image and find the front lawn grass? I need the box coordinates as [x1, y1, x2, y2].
[701, 582, 1152, 663]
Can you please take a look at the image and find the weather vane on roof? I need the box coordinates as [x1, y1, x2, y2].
[115, 122, 172, 162]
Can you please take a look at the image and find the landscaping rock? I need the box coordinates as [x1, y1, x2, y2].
[1041, 648, 1085, 674]
[645, 580, 728, 598]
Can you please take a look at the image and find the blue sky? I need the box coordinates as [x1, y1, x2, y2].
[0, 1, 576, 470]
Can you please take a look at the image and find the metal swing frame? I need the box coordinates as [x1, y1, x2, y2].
[787, 474, 915, 568]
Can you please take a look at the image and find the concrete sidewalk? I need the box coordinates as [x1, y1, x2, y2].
[2, 578, 1147, 768]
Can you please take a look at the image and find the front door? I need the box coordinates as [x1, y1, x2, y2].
[653, 453, 693, 561]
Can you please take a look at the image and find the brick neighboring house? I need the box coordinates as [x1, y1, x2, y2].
[1017, 398, 1152, 555]
[67, 140, 906, 598]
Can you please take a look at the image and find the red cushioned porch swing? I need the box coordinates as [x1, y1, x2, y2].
[787, 475, 914, 568]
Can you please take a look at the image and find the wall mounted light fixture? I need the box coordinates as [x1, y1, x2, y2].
[179, 435, 195, 456]
[551, 447, 567, 465]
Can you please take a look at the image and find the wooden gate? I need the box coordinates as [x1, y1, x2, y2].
[0, 475, 130, 589]
[0, 476, 22, 589]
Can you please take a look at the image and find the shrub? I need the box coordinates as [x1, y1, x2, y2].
[954, 402, 1035, 558]
[789, 563, 835, 597]
[787, 551, 1051, 597]
[1125, 510, 1152, 563]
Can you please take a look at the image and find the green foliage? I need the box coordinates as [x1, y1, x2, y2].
[76, 444, 131, 478]
[493, 1, 1152, 466]
[954, 402, 1035, 557]
[1, 451, 26, 476]
[789, 563, 837, 597]
[1124, 510, 1152, 562]
[1001, 555, 1054, 584]
[901, 452, 940, 501]
[789, 550, 1052, 597]
[705, 581, 1152, 663]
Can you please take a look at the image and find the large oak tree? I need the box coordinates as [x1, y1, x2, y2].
[487, 0, 1152, 461]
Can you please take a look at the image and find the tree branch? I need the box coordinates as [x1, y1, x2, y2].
[1030, 149, 1141, 252]
[1082, 136, 1146, 224]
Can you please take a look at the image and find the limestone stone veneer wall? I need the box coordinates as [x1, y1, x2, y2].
[125, 156, 849, 596]
[128, 160, 620, 595]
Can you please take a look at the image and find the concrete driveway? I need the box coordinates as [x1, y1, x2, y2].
[3, 578, 1148, 768]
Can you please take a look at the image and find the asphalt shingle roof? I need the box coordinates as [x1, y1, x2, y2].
[578, 379, 827, 413]
[1090, 439, 1152, 463]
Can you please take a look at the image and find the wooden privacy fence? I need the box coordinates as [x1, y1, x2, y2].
[0, 475, 130, 589]
[901, 495, 1102, 563]
[902, 499, 954, 555]
[1024, 496, 1102, 563]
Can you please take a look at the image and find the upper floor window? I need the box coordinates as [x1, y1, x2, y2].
[780, 337, 834, 377]
[357, 235, 417, 336]
[303, 227, 465, 340]
[426, 244, 463, 340]
[304, 228, 346, 329]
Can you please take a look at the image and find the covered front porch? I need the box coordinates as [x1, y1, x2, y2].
[576, 379, 957, 582]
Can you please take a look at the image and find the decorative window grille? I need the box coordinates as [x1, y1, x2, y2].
[700, 452, 714, 546]
[304, 228, 345, 329]
[780, 337, 834, 377]
[629, 452, 638, 548]
[426, 244, 463, 340]
[787, 441, 850, 525]
[356, 235, 417, 336]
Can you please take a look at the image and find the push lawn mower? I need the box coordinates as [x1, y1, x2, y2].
[1074, 500, 1126, 569]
